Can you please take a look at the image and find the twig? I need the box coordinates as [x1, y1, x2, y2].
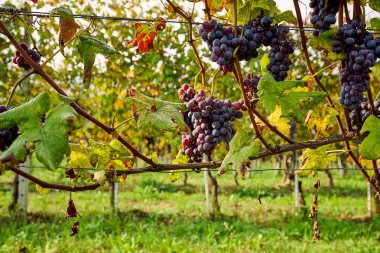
[203, 0, 212, 21]
[6, 71, 35, 107]
[0, 19, 157, 168]
[9, 166, 101, 192]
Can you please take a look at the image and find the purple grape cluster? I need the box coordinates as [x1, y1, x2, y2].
[12, 43, 41, 71]
[178, 84, 244, 162]
[199, 16, 293, 80]
[0, 106, 19, 152]
[309, 0, 339, 37]
[267, 40, 294, 81]
[350, 98, 380, 131]
[333, 21, 380, 109]
[242, 74, 260, 110]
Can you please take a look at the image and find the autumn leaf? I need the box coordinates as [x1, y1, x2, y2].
[296, 146, 337, 177]
[128, 17, 166, 53]
[267, 105, 290, 137]
[36, 184, 51, 195]
[51, 7, 80, 55]
[306, 104, 339, 137]
[169, 151, 189, 183]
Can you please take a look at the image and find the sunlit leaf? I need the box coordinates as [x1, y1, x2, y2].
[267, 105, 290, 137]
[296, 146, 337, 177]
[128, 18, 166, 53]
[359, 115, 380, 160]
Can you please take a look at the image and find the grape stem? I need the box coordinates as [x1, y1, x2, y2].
[293, 0, 380, 195]
[9, 166, 101, 192]
[203, 0, 212, 21]
[0, 19, 157, 168]
[6, 70, 35, 107]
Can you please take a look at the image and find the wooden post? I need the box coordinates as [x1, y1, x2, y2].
[203, 154, 210, 216]
[17, 156, 30, 215]
[368, 182, 372, 217]
[294, 152, 299, 209]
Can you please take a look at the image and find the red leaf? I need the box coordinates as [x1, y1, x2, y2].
[65, 200, 81, 219]
[128, 18, 166, 53]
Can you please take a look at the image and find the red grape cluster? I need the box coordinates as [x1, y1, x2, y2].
[179, 84, 244, 162]
[12, 43, 41, 71]
[0, 106, 19, 152]
[199, 15, 293, 79]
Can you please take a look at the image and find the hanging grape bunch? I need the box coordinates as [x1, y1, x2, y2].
[178, 84, 244, 162]
[198, 15, 293, 80]
[332, 20, 380, 110]
[242, 73, 260, 110]
[350, 97, 380, 131]
[12, 43, 41, 71]
[309, 0, 340, 37]
[0, 106, 19, 152]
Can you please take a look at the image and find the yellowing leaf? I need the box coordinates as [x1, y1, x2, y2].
[169, 171, 180, 183]
[267, 105, 290, 137]
[93, 171, 107, 185]
[169, 151, 190, 183]
[68, 144, 92, 168]
[150, 152, 158, 163]
[296, 146, 337, 177]
[36, 184, 51, 195]
[306, 105, 339, 137]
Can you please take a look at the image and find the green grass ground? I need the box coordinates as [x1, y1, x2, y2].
[1, 168, 380, 253]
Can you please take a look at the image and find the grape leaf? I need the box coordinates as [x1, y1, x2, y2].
[169, 151, 190, 183]
[369, 0, 380, 12]
[370, 18, 380, 29]
[0, 92, 50, 131]
[36, 184, 51, 195]
[219, 129, 259, 176]
[0, 99, 77, 170]
[128, 18, 166, 53]
[275, 10, 297, 25]
[359, 115, 380, 160]
[257, 74, 326, 122]
[67, 144, 92, 168]
[51, 7, 80, 55]
[267, 105, 290, 137]
[296, 145, 337, 177]
[234, 0, 279, 24]
[306, 105, 339, 137]
[77, 35, 121, 88]
[127, 89, 189, 136]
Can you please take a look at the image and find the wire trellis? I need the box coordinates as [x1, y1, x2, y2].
[1, 8, 380, 34]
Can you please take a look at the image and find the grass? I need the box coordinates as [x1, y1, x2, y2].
[1, 168, 380, 253]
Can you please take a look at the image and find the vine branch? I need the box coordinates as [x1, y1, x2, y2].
[0, 19, 157, 168]
[9, 166, 101, 192]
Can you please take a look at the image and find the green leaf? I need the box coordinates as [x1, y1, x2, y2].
[127, 90, 189, 135]
[77, 35, 121, 88]
[359, 115, 380, 160]
[257, 74, 326, 122]
[0, 92, 50, 132]
[0, 102, 77, 170]
[260, 53, 269, 74]
[369, 0, 380, 12]
[296, 145, 336, 177]
[275, 10, 297, 24]
[220, 129, 259, 176]
[233, 0, 279, 25]
[370, 18, 380, 29]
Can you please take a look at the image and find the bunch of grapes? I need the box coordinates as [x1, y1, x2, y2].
[266, 31, 294, 81]
[199, 15, 293, 80]
[12, 43, 41, 71]
[333, 20, 380, 109]
[309, 0, 340, 37]
[178, 84, 244, 162]
[350, 97, 380, 131]
[0, 106, 19, 152]
[242, 74, 260, 109]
